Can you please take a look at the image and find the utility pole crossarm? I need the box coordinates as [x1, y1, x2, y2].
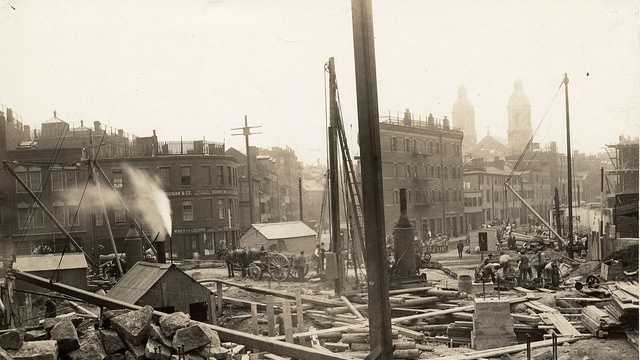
[231, 115, 262, 226]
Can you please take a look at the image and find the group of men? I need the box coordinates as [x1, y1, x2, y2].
[475, 251, 562, 288]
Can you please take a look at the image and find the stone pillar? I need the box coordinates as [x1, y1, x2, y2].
[393, 189, 416, 279]
[471, 298, 517, 350]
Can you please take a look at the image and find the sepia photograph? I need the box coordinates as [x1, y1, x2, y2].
[0, 1, 638, 359]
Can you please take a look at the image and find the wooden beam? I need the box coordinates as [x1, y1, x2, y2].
[340, 296, 365, 320]
[200, 279, 343, 307]
[436, 336, 589, 360]
[12, 270, 354, 360]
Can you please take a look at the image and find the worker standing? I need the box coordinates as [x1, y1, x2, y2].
[535, 252, 545, 279]
[518, 252, 532, 285]
[319, 246, 326, 274]
[314, 245, 321, 273]
[457, 239, 465, 260]
[296, 251, 306, 282]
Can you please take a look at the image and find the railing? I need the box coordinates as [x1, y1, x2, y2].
[158, 140, 225, 156]
[380, 115, 463, 133]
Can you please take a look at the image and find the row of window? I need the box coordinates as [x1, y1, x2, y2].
[15, 164, 239, 194]
[14, 197, 239, 230]
[389, 136, 461, 156]
[391, 163, 463, 179]
[390, 189, 464, 204]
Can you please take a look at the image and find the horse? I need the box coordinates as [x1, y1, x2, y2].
[221, 248, 265, 278]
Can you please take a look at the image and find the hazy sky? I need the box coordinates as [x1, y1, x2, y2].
[1, 0, 638, 164]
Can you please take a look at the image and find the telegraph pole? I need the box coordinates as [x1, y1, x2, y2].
[232, 116, 261, 225]
[327, 57, 343, 295]
[563, 74, 574, 258]
[298, 176, 303, 221]
[351, 0, 393, 358]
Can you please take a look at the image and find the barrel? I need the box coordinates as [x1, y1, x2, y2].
[458, 274, 473, 294]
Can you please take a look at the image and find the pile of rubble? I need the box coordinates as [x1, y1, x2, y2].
[0, 306, 228, 360]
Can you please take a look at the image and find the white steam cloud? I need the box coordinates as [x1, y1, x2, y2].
[64, 165, 172, 242]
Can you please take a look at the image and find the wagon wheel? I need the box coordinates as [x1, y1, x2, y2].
[270, 267, 288, 282]
[267, 252, 289, 269]
[247, 263, 262, 280]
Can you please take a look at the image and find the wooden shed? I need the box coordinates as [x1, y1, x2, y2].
[14, 253, 88, 291]
[239, 221, 317, 254]
[107, 262, 212, 322]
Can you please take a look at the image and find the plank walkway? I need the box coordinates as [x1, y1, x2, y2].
[539, 312, 581, 336]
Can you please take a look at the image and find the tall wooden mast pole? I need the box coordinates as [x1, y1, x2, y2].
[563, 73, 574, 258]
[232, 117, 261, 226]
[327, 57, 343, 295]
[350, 1, 393, 358]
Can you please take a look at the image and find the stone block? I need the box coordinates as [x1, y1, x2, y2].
[172, 326, 210, 353]
[149, 324, 172, 349]
[471, 298, 517, 350]
[50, 319, 80, 354]
[6, 340, 57, 360]
[0, 330, 23, 350]
[159, 313, 190, 338]
[110, 306, 153, 346]
[99, 330, 125, 354]
[67, 333, 107, 360]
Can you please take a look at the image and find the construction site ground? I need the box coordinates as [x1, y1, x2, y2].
[182, 243, 638, 360]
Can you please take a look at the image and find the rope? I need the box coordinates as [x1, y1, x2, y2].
[18, 124, 68, 244]
[507, 82, 564, 182]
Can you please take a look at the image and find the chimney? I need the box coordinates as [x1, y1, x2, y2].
[442, 116, 450, 130]
[117, 129, 124, 137]
[80, 120, 84, 128]
[493, 157, 505, 170]
[471, 157, 485, 169]
[23, 125, 30, 140]
[427, 113, 435, 126]
[94, 121, 102, 132]
[33, 129, 38, 139]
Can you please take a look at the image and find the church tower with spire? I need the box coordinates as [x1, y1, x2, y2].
[452, 86, 477, 151]
[507, 80, 533, 154]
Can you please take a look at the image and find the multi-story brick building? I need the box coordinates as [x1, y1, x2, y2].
[380, 110, 465, 239]
[0, 116, 239, 260]
[258, 147, 303, 222]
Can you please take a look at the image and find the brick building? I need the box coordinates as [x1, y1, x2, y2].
[380, 109, 465, 239]
[0, 116, 239, 260]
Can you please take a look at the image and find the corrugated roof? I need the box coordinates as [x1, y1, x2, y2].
[107, 262, 173, 304]
[14, 253, 88, 272]
[252, 221, 317, 240]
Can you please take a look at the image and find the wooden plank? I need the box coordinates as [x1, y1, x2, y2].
[216, 282, 224, 314]
[340, 296, 365, 320]
[513, 287, 534, 293]
[266, 295, 276, 337]
[209, 294, 218, 325]
[537, 288, 555, 293]
[296, 290, 304, 332]
[251, 303, 259, 335]
[392, 305, 475, 324]
[437, 336, 589, 360]
[539, 312, 581, 336]
[273, 322, 368, 341]
[281, 301, 294, 343]
[201, 279, 343, 307]
[617, 282, 639, 298]
[391, 325, 424, 340]
[556, 297, 609, 303]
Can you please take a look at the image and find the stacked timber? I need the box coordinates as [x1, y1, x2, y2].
[446, 321, 472, 345]
[603, 282, 639, 326]
[339, 332, 419, 359]
[581, 305, 619, 337]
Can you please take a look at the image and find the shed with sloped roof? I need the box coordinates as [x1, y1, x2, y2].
[239, 221, 317, 254]
[107, 262, 212, 321]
